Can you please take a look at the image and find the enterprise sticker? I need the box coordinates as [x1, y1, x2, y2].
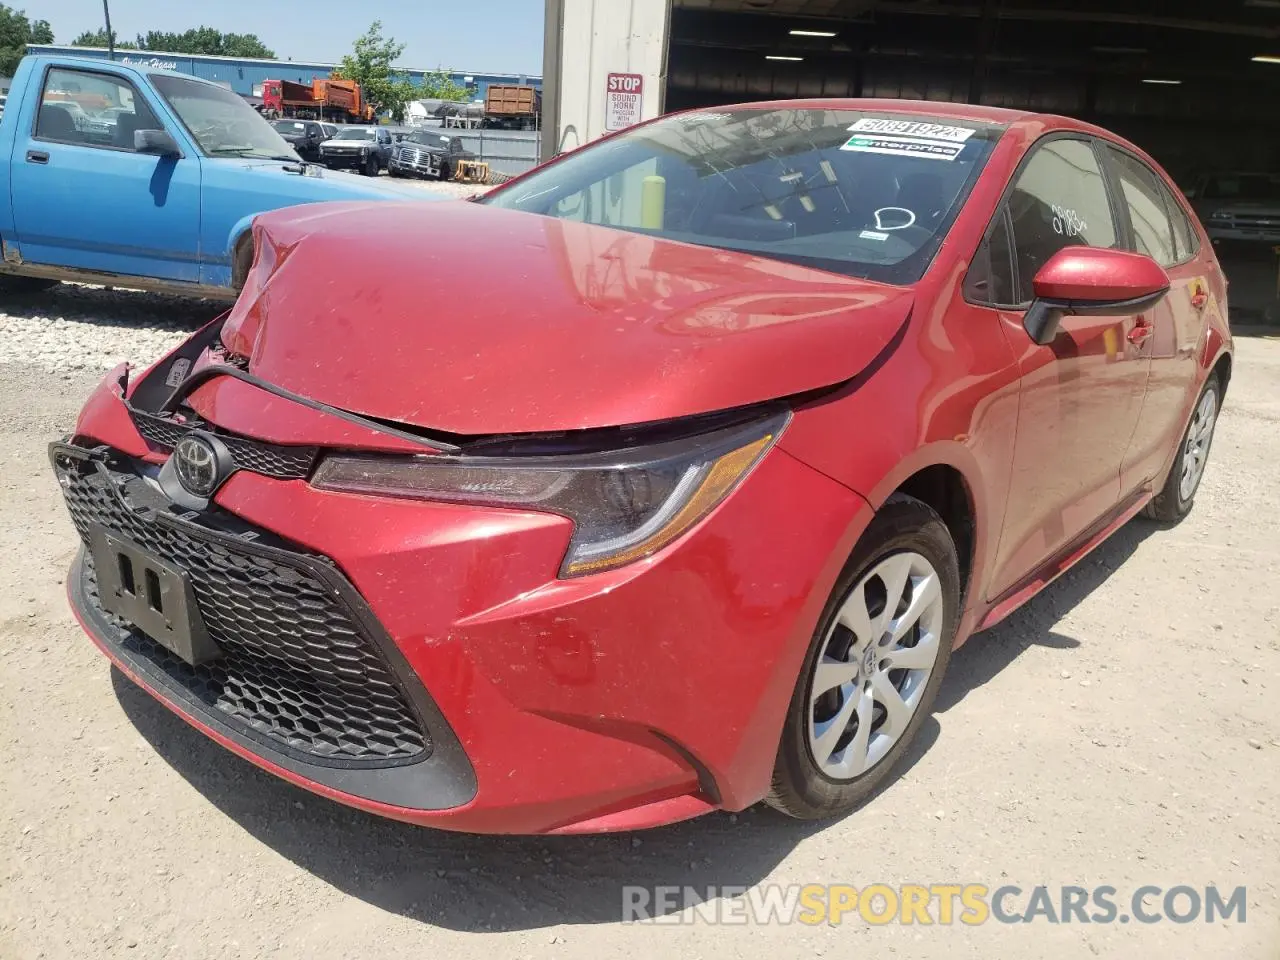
[841, 133, 966, 162]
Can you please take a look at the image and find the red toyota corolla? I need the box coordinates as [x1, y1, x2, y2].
[52, 100, 1231, 834]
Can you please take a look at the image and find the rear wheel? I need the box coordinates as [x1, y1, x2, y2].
[231, 236, 254, 293]
[1145, 375, 1220, 523]
[767, 495, 959, 821]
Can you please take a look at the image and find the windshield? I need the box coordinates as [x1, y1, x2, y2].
[273, 120, 307, 133]
[151, 74, 297, 160]
[335, 127, 374, 140]
[485, 109, 1001, 284]
[1203, 174, 1280, 202]
[408, 130, 450, 145]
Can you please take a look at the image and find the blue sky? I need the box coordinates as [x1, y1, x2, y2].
[32, 0, 546, 75]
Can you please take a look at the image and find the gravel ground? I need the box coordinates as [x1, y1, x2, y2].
[0, 286, 1277, 959]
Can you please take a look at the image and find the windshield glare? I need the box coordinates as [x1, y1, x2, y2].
[408, 130, 451, 145]
[485, 109, 1001, 284]
[273, 120, 306, 132]
[151, 74, 296, 160]
[1204, 174, 1280, 201]
[335, 127, 374, 140]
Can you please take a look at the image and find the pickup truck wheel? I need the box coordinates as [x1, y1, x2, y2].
[232, 238, 255, 292]
[362, 155, 378, 177]
[0, 276, 59, 295]
[437, 162, 452, 182]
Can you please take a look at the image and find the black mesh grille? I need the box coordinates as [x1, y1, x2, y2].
[130, 409, 317, 481]
[58, 457, 430, 766]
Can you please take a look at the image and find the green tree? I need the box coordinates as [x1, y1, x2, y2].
[70, 27, 138, 50]
[331, 21, 420, 122]
[417, 69, 469, 103]
[137, 27, 275, 58]
[0, 3, 54, 77]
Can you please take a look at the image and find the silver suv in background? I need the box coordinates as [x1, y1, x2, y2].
[1188, 172, 1280, 245]
[317, 126, 394, 177]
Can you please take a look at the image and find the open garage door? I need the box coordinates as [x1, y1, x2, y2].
[546, 0, 1280, 320]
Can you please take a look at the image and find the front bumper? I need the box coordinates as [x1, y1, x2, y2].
[390, 151, 442, 178]
[1205, 225, 1280, 245]
[54, 363, 869, 833]
[321, 152, 369, 169]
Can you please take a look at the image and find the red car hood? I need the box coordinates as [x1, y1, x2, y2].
[222, 200, 915, 436]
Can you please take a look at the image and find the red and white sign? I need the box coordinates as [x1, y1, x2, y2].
[605, 72, 644, 131]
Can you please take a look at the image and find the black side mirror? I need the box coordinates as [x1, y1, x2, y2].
[134, 129, 181, 157]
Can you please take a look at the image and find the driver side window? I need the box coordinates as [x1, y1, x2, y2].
[1004, 138, 1118, 303]
[36, 67, 162, 152]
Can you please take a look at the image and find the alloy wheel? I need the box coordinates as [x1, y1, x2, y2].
[1179, 387, 1218, 502]
[807, 551, 945, 781]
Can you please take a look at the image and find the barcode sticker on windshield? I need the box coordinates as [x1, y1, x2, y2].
[841, 133, 966, 162]
[848, 118, 976, 143]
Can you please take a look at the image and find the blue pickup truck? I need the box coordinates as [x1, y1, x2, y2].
[0, 55, 413, 300]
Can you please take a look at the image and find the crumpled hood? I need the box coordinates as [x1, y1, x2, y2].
[222, 200, 915, 436]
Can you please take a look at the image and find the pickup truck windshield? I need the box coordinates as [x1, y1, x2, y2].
[151, 74, 297, 160]
[484, 108, 1002, 285]
[334, 128, 375, 140]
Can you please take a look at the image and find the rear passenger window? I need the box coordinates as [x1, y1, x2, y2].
[1106, 148, 1177, 266]
[1005, 138, 1119, 302]
[36, 67, 162, 151]
[1169, 204, 1196, 261]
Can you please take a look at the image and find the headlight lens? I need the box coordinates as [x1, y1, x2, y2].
[312, 413, 786, 577]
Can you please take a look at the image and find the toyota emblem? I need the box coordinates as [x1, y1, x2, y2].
[173, 434, 221, 498]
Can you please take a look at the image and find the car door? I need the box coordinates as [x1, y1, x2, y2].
[986, 136, 1152, 600]
[10, 65, 201, 283]
[1100, 144, 1208, 495]
[305, 122, 324, 155]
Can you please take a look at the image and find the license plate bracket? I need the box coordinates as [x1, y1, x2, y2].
[88, 525, 221, 666]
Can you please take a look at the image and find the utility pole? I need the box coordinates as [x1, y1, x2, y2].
[102, 0, 115, 60]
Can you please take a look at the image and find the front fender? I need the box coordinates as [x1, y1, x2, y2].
[198, 161, 410, 287]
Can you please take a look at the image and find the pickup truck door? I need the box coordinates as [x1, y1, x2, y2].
[9, 64, 201, 283]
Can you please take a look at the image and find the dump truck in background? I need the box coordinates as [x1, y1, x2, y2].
[262, 78, 374, 124]
[483, 85, 541, 130]
[313, 78, 375, 123]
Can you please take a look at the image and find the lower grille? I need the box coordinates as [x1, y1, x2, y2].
[56, 451, 430, 767]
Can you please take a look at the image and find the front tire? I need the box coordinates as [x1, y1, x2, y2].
[361, 154, 378, 177]
[1145, 374, 1220, 523]
[767, 494, 959, 821]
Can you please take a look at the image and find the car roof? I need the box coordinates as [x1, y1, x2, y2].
[706, 97, 1151, 153]
[719, 97, 1032, 125]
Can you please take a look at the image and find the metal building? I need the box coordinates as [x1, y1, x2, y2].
[25, 45, 541, 103]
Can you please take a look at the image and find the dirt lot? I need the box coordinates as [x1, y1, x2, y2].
[1, 286, 1277, 959]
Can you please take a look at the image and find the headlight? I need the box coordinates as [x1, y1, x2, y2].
[312, 413, 786, 577]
